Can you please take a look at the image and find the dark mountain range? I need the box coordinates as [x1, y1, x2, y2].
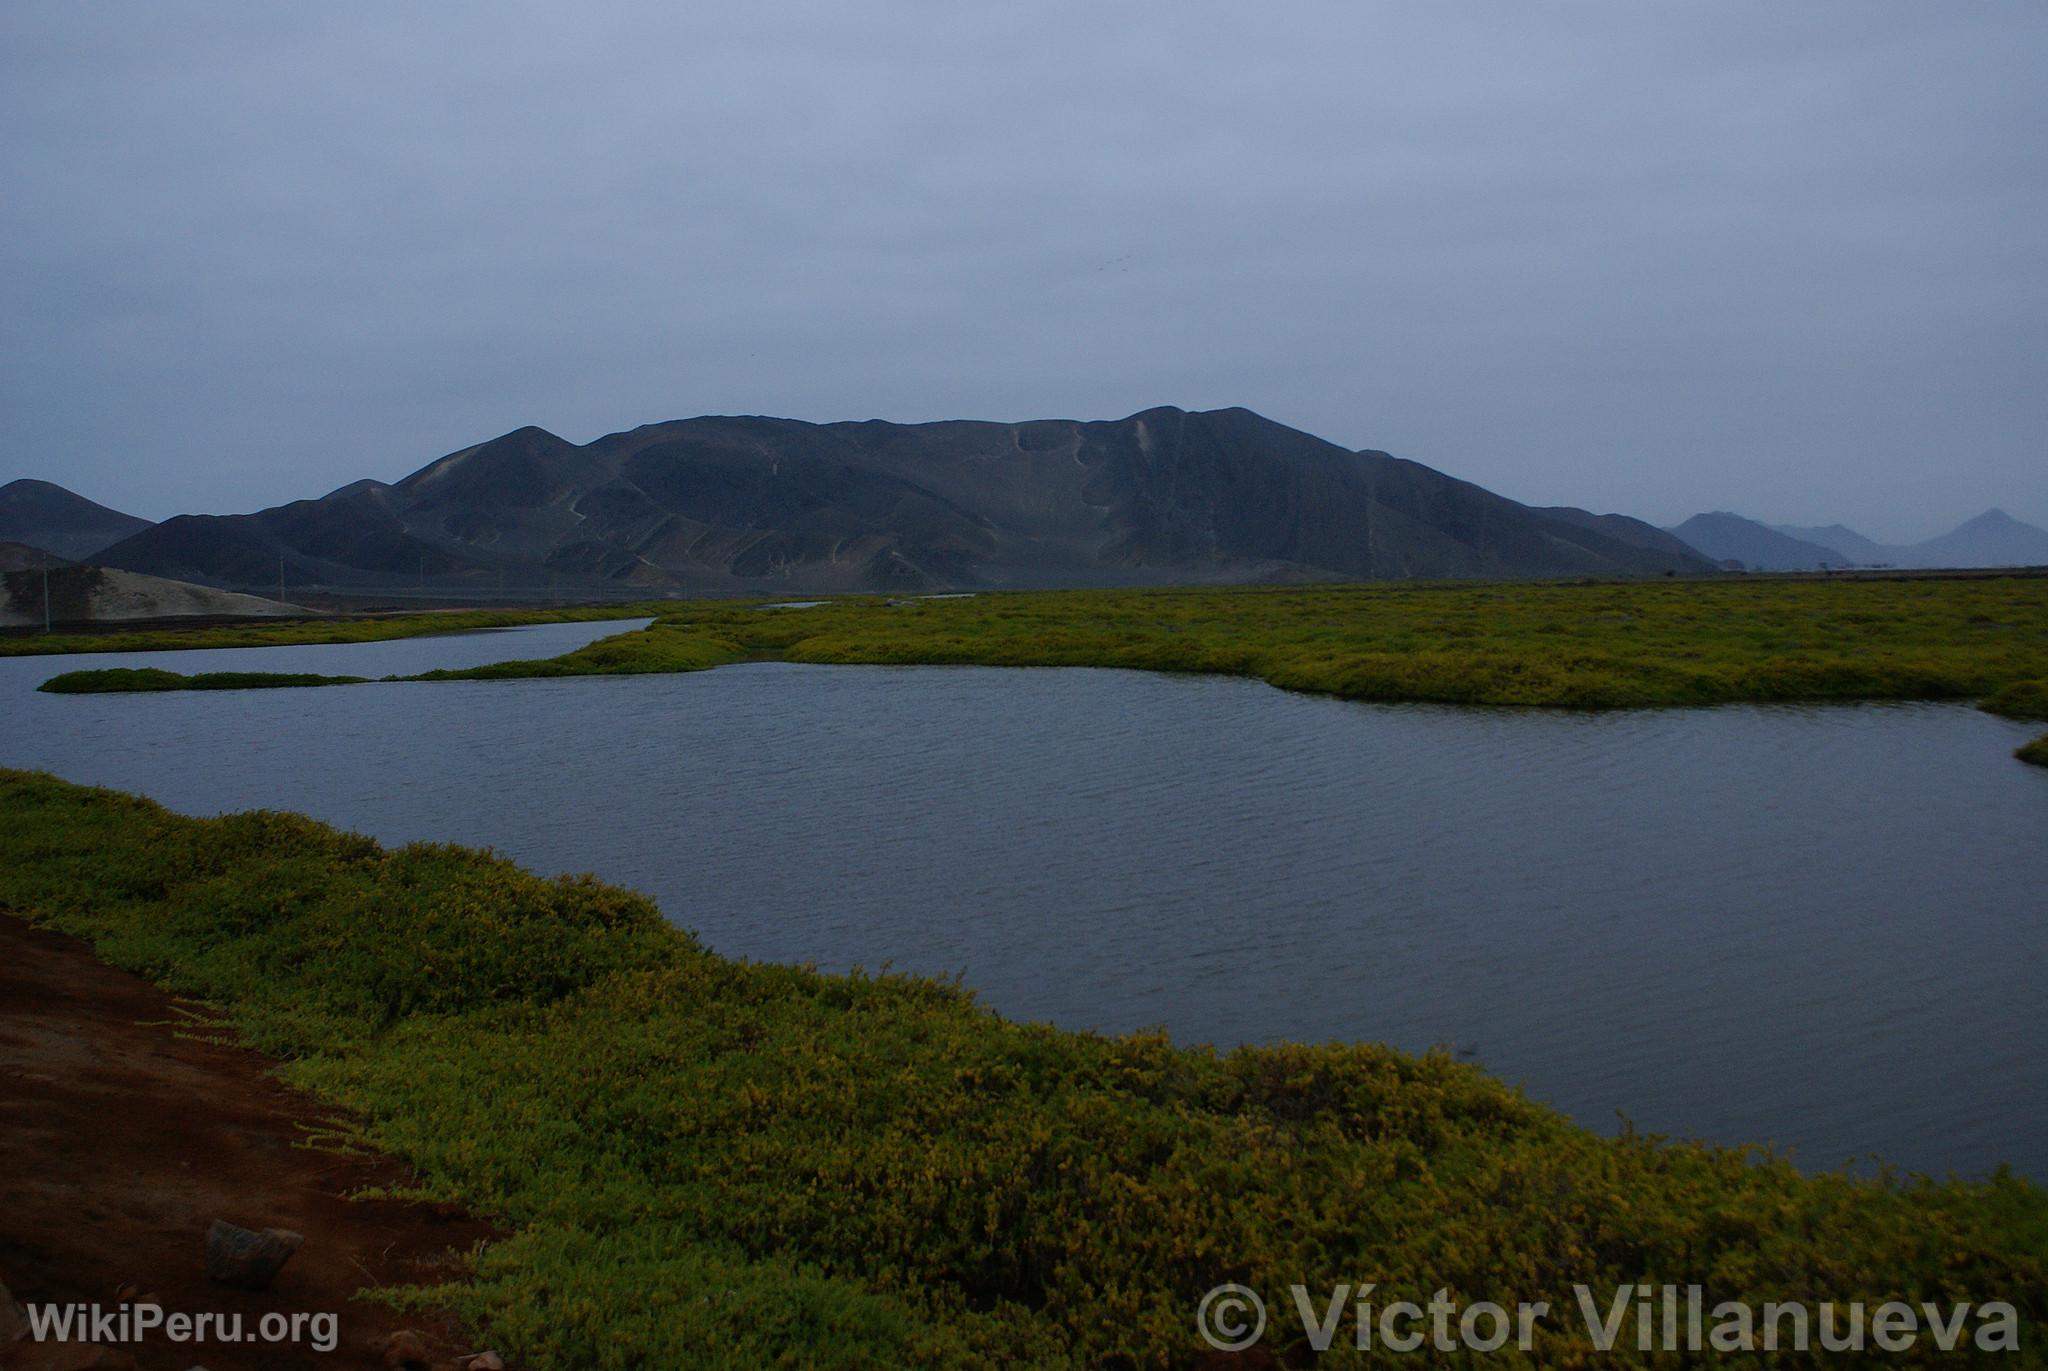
[92, 407, 1716, 592]
[1663, 513, 1853, 571]
[0, 479, 153, 562]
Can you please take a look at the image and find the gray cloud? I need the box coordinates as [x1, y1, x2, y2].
[3, 1, 2043, 540]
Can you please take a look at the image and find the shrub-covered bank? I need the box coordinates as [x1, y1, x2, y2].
[1, 769, 2041, 1368]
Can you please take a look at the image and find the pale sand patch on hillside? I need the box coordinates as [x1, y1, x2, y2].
[0, 566, 306, 628]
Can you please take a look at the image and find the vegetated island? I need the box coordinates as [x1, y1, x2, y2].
[3, 769, 2042, 1368]
[33, 575, 2048, 759]
[40, 666, 371, 692]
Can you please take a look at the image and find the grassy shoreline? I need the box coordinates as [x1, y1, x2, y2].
[1, 769, 2041, 1367]
[35, 577, 2048, 721]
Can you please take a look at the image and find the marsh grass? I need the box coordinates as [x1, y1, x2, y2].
[37, 577, 2048, 720]
[1982, 678, 2048, 720]
[1, 770, 2042, 1368]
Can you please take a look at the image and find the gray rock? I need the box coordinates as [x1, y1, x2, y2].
[202, 1220, 303, 1290]
[377, 1328, 430, 1368]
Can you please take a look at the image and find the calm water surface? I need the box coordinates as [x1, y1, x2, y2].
[6, 628, 2044, 1179]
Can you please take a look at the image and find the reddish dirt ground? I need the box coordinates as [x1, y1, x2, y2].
[0, 915, 506, 1370]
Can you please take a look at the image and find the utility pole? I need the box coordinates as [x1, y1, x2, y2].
[278, 553, 286, 605]
[43, 555, 52, 634]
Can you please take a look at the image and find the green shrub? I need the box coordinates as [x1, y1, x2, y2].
[1983, 678, 2048, 720]
[2, 769, 2042, 1368]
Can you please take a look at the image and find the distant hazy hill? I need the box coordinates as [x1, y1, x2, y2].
[1765, 510, 2048, 569]
[1905, 509, 2048, 568]
[1770, 523, 1897, 566]
[0, 479, 152, 561]
[94, 407, 1715, 592]
[1663, 513, 1852, 571]
[0, 564, 303, 629]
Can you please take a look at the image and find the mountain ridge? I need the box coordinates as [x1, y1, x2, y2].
[89, 406, 1717, 592]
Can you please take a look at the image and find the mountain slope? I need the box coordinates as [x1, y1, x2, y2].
[98, 407, 1717, 592]
[1665, 513, 1852, 571]
[0, 541, 71, 573]
[1539, 507, 1707, 562]
[0, 479, 153, 561]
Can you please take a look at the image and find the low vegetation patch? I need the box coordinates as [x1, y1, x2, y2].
[1, 769, 2041, 1368]
[2019, 734, 2048, 767]
[1982, 678, 2048, 720]
[39, 666, 368, 693]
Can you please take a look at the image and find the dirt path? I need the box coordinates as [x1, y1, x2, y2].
[0, 915, 503, 1370]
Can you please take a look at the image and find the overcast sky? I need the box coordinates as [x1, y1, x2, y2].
[3, 3, 2043, 540]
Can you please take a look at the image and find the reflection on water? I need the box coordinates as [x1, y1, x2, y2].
[6, 642, 2044, 1178]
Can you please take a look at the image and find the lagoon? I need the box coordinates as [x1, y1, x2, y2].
[5, 624, 2044, 1178]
